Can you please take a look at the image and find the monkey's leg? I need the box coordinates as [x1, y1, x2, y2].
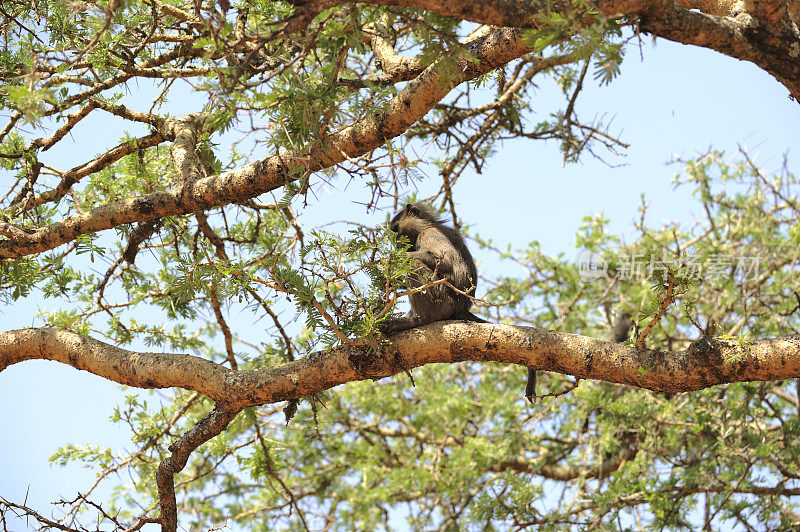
[380, 314, 428, 335]
[406, 249, 447, 272]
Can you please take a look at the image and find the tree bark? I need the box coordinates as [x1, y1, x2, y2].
[0, 27, 529, 259]
[3, 325, 799, 408]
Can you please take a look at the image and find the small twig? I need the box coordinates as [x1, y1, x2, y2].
[527, 377, 581, 402]
[636, 273, 678, 350]
[0, 5, 44, 42]
[780, 290, 800, 316]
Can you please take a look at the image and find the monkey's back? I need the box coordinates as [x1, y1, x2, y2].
[430, 223, 478, 296]
[408, 223, 477, 320]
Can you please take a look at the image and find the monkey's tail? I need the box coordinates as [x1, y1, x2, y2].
[458, 311, 489, 323]
[457, 312, 537, 402]
[525, 368, 537, 404]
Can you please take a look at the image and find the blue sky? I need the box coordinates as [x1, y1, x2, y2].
[1, 35, 799, 529]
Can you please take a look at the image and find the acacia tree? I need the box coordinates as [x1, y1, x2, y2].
[1, 0, 799, 529]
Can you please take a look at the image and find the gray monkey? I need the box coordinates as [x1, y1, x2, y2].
[381, 203, 537, 401]
[381, 203, 485, 334]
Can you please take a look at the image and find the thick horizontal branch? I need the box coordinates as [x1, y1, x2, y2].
[0, 28, 529, 259]
[2, 324, 799, 408]
[0, 328, 231, 400]
[636, 0, 800, 98]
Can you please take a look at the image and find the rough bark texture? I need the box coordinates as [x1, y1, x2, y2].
[355, 0, 800, 97]
[3, 325, 799, 408]
[155, 406, 240, 531]
[2, 3, 797, 529]
[0, 28, 529, 259]
[3, 0, 799, 257]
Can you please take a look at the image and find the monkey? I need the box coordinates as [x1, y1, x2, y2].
[612, 311, 632, 343]
[381, 203, 539, 402]
[380, 203, 485, 334]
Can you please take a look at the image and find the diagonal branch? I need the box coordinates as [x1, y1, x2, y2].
[364, 13, 426, 80]
[162, 113, 207, 186]
[0, 27, 530, 259]
[156, 405, 240, 532]
[4, 0, 797, 259]
[9, 131, 168, 215]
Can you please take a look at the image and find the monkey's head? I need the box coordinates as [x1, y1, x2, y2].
[389, 203, 439, 248]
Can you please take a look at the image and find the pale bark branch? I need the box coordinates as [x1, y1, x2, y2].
[349, 0, 800, 98]
[493, 446, 639, 481]
[364, 14, 426, 80]
[0, 328, 231, 401]
[0, 27, 530, 259]
[2, 325, 800, 409]
[2, 1, 798, 261]
[160, 113, 207, 186]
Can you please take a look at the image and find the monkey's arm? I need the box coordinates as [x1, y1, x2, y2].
[406, 231, 455, 273]
[406, 250, 449, 275]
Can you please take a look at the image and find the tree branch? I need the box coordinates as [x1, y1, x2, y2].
[2, 325, 800, 409]
[156, 405, 240, 531]
[350, 0, 800, 98]
[493, 446, 639, 481]
[3, 0, 798, 258]
[0, 27, 530, 259]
